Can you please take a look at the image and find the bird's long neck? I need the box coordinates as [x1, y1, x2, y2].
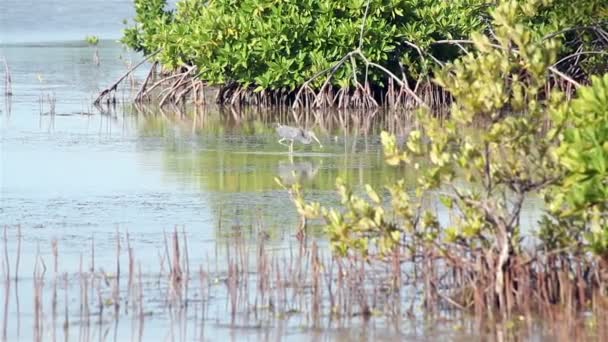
[300, 131, 313, 143]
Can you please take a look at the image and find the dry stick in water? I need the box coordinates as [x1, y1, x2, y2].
[114, 227, 121, 315]
[127, 231, 134, 313]
[33, 249, 45, 342]
[181, 227, 190, 307]
[51, 240, 58, 342]
[2, 226, 9, 282]
[198, 266, 206, 341]
[228, 261, 237, 322]
[63, 273, 69, 341]
[171, 227, 183, 304]
[15, 226, 21, 282]
[90, 235, 95, 273]
[96, 277, 103, 329]
[78, 254, 84, 333]
[2, 58, 12, 97]
[2, 249, 10, 342]
[137, 262, 144, 342]
[163, 230, 172, 276]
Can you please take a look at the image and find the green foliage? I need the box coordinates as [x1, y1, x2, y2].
[543, 74, 608, 257]
[558, 74, 608, 210]
[290, 0, 607, 262]
[122, 0, 606, 93]
[120, 0, 608, 261]
[378, 0, 567, 256]
[122, 0, 489, 90]
[122, 0, 173, 55]
[85, 35, 100, 46]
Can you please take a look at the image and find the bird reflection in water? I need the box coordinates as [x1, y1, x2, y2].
[277, 159, 321, 186]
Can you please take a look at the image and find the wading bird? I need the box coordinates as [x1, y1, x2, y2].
[275, 123, 323, 153]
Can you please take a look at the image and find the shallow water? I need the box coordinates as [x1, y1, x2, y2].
[0, 2, 555, 341]
[0, 37, 417, 341]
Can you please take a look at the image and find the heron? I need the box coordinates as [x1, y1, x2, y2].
[275, 123, 323, 153]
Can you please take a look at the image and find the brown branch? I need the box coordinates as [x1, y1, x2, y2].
[354, 51, 428, 108]
[159, 65, 197, 106]
[542, 25, 607, 41]
[94, 49, 161, 105]
[134, 61, 158, 102]
[2, 57, 12, 96]
[432, 39, 504, 50]
[553, 51, 608, 67]
[548, 66, 581, 88]
[141, 72, 184, 99]
[293, 52, 354, 108]
[403, 40, 445, 66]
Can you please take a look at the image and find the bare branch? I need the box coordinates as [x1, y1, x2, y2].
[293, 52, 354, 108]
[542, 25, 607, 41]
[354, 51, 428, 108]
[553, 50, 608, 67]
[548, 66, 581, 88]
[432, 39, 504, 50]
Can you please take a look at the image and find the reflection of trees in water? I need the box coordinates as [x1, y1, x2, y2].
[130, 103, 415, 193]
[129, 104, 420, 139]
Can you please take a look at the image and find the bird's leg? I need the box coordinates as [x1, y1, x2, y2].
[278, 138, 289, 147]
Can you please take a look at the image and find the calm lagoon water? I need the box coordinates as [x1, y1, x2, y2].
[0, 5, 408, 340]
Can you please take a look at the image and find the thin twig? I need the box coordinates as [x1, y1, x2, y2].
[542, 25, 607, 41]
[552, 51, 608, 67]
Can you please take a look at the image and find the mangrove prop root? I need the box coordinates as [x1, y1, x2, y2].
[93, 49, 161, 105]
[134, 61, 158, 102]
[292, 0, 429, 110]
[293, 49, 428, 110]
[159, 65, 197, 107]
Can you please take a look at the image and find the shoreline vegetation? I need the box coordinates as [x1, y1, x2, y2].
[90, 0, 607, 331]
[95, 0, 606, 108]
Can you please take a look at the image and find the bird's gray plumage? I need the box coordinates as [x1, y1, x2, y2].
[275, 123, 322, 153]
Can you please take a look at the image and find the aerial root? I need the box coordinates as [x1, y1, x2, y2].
[94, 49, 161, 105]
[134, 61, 158, 102]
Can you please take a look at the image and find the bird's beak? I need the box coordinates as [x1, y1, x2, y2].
[311, 133, 323, 148]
